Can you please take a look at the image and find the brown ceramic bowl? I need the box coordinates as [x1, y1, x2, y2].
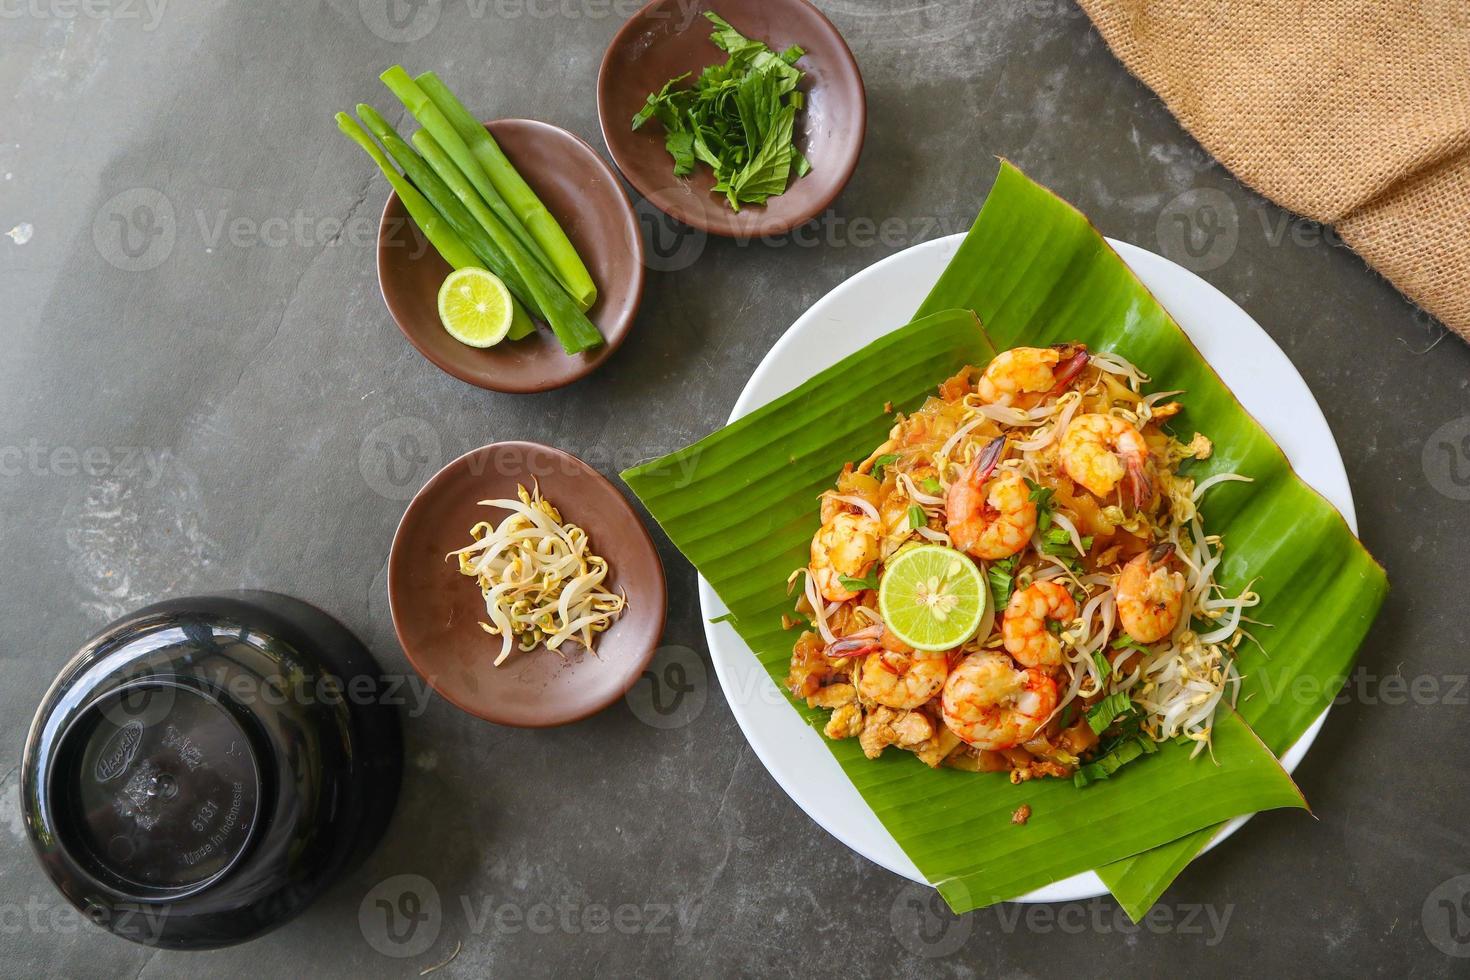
[388, 442, 666, 727]
[377, 120, 644, 393]
[597, 0, 865, 239]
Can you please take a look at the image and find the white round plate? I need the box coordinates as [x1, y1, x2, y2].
[697, 234, 1356, 903]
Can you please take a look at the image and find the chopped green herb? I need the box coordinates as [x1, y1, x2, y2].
[1085, 691, 1135, 735]
[1091, 649, 1113, 680]
[871, 453, 899, 480]
[1073, 734, 1160, 787]
[1039, 526, 1093, 573]
[838, 569, 880, 592]
[1046, 618, 1065, 635]
[907, 504, 926, 529]
[1026, 479, 1056, 532]
[1111, 635, 1152, 655]
[1098, 711, 1146, 751]
[987, 556, 1017, 608]
[631, 12, 810, 211]
[1057, 700, 1078, 730]
[1051, 529, 1073, 553]
[920, 476, 944, 496]
[1038, 527, 1072, 554]
[1026, 481, 1055, 507]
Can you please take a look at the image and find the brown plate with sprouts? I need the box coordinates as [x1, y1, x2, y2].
[789, 344, 1257, 785]
[389, 441, 666, 727]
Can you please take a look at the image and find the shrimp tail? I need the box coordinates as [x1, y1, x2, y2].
[1127, 455, 1151, 510]
[1148, 541, 1175, 564]
[1048, 348, 1090, 394]
[973, 436, 1007, 481]
[827, 624, 883, 658]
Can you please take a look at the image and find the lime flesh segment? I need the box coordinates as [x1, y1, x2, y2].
[877, 545, 989, 652]
[437, 268, 514, 348]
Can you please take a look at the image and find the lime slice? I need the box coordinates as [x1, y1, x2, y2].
[437, 268, 514, 348]
[877, 545, 988, 652]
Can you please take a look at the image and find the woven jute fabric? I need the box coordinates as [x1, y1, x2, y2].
[1076, 0, 1470, 340]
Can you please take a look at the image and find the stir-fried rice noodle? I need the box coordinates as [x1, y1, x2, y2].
[784, 344, 1262, 780]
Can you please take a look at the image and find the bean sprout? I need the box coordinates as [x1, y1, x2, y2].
[451, 483, 626, 666]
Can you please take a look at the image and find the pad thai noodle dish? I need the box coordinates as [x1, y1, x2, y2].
[785, 344, 1258, 786]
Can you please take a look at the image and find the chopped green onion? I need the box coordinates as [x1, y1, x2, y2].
[987, 557, 1016, 608]
[1092, 650, 1113, 681]
[1086, 691, 1134, 734]
[839, 570, 880, 592]
[907, 504, 926, 529]
[1074, 734, 1159, 787]
[920, 476, 944, 496]
[1026, 480, 1056, 531]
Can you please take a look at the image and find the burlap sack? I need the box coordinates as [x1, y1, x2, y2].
[1076, 0, 1470, 340]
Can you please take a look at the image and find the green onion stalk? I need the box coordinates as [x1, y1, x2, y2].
[416, 70, 598, 312]
[412, 129, 603, 355]
[378, 68, 547, 279]
[354, 104, 540, 325]
[336, 112, 534, 340]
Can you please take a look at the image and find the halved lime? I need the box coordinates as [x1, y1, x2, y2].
[437, 268, 513, 348]
[877, 545, 988, 652]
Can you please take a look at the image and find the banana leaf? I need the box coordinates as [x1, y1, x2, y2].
[624, 304, 1309, 910]
[914, 162, 1387, 916]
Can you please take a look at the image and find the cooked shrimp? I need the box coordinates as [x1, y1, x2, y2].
[946, 438, 1036, 560]
[976, 345, 1089, 405]
[810, 511, 880, 603]
[941, 652, 1059, 750]
[857, 651, 949, 710]
[1116, 543, 1187, 642]
[1003, 581, 1077, 668]
[880, 623, 916, 655]
[1059, 413, 1151, 507]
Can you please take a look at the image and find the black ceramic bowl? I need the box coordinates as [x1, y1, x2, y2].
[21, 592, 402, 949]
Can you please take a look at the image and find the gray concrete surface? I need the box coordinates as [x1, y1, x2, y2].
[2, 1, 1467, 976]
